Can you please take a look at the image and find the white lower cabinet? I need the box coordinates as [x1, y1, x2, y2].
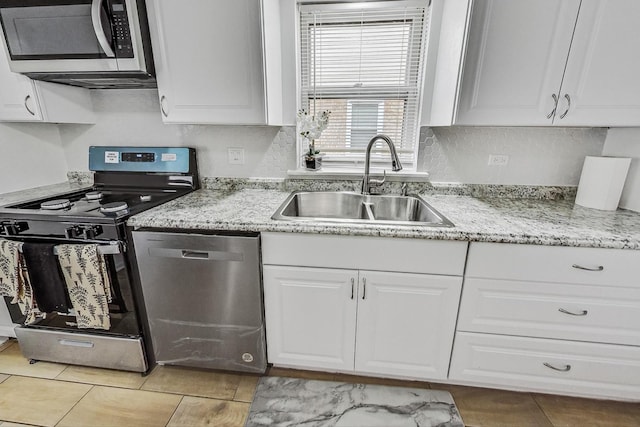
[450, 332, 640, 399]
[263, 266, 357, 372]
[451, 242, 640, 400]
[264, 265, 462, 380]
[262, 233, 467, 380]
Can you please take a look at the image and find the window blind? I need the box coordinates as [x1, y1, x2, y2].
[299, 1, 429, 170]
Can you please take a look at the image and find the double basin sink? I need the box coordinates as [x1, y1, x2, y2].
[272, 191, 454, 227]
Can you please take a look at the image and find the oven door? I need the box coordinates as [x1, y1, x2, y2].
[3, 238, 148, 372]
[0, 0, 147, 73]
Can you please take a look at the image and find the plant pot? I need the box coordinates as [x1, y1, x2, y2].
[305, 156, 322, 171]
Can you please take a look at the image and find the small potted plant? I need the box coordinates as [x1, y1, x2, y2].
[297, 109, 330, 171]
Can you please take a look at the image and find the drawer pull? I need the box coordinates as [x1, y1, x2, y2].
[543, 362, 571, 372]
[350, 278, 355, 300]
[58, 339, 95, 348]
[571, 264, 604, 272]
[558, 308, 588, 316]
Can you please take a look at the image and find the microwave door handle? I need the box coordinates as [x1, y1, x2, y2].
[91, 0, 116, 58]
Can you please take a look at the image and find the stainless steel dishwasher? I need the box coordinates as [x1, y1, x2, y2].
[132, 230, 266, 373]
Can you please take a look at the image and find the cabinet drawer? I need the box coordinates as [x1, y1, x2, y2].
[262, 232, 467, 276]
[450, 332, 640, 400]
[458, 278, 640, 346]
[466, 243, 640, 286]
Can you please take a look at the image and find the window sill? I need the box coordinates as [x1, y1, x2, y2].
[286, 169, 430, 182]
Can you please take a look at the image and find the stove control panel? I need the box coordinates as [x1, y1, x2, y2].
[64, 225, 104, 240]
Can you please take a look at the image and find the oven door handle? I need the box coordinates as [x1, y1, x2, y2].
[91, 0, 116, 58]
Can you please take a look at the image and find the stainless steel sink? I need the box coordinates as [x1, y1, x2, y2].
[272, 191, 454, 227]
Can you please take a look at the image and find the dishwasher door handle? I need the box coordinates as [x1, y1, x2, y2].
[148, 247, 244, 262]
[182, 250, 209, 259]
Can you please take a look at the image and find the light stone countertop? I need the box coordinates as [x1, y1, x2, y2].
[0, 182, 91, 207]
[126, 188, 640, 250]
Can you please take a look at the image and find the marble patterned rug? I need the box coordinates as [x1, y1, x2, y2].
[245, 377, 464, 427]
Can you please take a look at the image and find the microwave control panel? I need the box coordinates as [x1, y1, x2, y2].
[110, 1, 134, 58]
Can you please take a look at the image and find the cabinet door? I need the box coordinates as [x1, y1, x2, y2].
[555, 0, 640, 126]
[0, 42, 42, 121]
[354, 271, 462, 380]
[146, 0, 266, 124]
[455, 0, 580, 125]
[263, 265, 358, 371]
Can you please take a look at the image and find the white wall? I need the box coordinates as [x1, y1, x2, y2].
[0, 123, 67, 193]
[56, 89, 608, 186]
[602, 128, 640, 212]
[422, 127, 607, 185]
[58, 90, 296, 178]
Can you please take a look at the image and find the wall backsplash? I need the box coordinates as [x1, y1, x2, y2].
[56, 89, 608, 186]
[422, 126, 607, 185]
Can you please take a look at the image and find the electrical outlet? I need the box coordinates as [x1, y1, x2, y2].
[488, 154, 509, 166]
[228, 148, 245, 165]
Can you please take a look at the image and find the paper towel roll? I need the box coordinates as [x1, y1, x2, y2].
[575, 156, 631, 211]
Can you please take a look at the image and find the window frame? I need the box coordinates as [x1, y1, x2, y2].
[296, 0, 429, 171]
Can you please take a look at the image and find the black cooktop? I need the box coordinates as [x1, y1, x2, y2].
[0, 187, 185, 222]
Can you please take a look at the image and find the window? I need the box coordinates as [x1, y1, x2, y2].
[298, 1, 429, 170]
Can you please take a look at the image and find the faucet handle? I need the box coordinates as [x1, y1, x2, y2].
[368, 170, 386, 194]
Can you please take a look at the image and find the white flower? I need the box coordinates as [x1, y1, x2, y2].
[297, 109, 331, 141]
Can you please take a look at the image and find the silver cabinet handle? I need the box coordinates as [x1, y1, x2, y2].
[24, 95, 35, 116]
[361, 277, 366, 300]
[91, 0, 116, 58]
[572, 264, 604, 272]
[350, 278, 355, 300]
[546, 93, 558, 119]
[559, 93, 571, 119]
[59, 339, 95, 348]
[543, 362, 571, 372]
[160, 95, 169, 117]
[558, 308, 588, 316]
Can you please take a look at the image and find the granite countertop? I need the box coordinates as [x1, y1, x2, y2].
[127, 188, 640, 250]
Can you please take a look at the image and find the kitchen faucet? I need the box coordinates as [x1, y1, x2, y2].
[361, 134, 403, 195]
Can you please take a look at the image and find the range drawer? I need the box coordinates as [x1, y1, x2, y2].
[458, 278, 640, 346]
[449, 332, 640, 400]
[466, 243, 640, 286]
[15, 327, 147, 372]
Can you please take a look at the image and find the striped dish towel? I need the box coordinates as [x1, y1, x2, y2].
[0, 239, 42, 324]
[56, 244, 112, 330]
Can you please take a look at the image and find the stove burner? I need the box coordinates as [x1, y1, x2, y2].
[86, 191, 103, 201]
[100, 201, 129, 214]
[41, 199, 71, 210]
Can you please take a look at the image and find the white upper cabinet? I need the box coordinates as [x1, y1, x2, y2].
[557, 0, 640, 126]
[146, 0, 284, 125]
[449, 0, 640, 126]
[0, 40, 94, 123]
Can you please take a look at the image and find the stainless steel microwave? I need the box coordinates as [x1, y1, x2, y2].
[0, 0, 155, 88]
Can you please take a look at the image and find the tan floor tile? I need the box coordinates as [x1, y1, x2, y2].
[534, 393, 640, 427]
[233, 375, 259, 402]
[0, 376, 91, 427]
[57, 386, 181, 427]
[56, 365, 147, 389]
[0, 338, 14, 353]
[0, 422, 39, 427]
[0, 342, 67, 379]
[435, 384, 553, 427]
[0, 373, 8, 383]
[167, 396, 250, 427]
[141, 365, 241, 400]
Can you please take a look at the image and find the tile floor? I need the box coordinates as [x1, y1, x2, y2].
[0, 339, 639, 427]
